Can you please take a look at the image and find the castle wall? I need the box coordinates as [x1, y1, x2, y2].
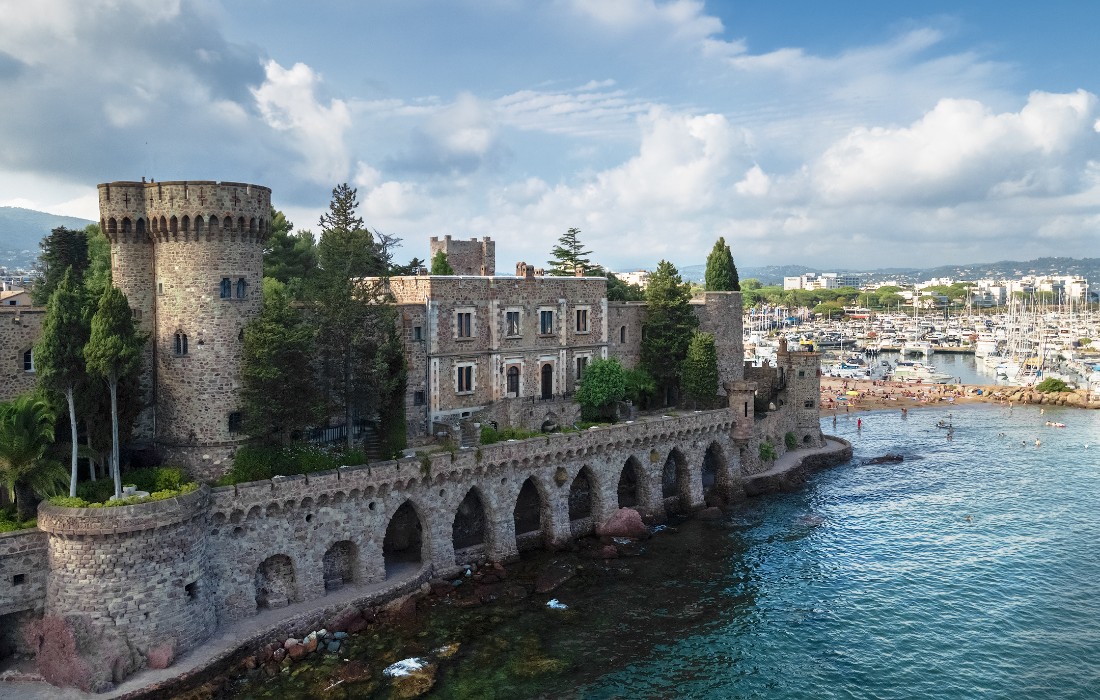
[428, 235, 495, 276]
[693, 292, 745, 384]
[36, 487, 216, 657]
[607, 302, 645, 369]
[0, 529, 47, 656]
[0, 308, 44, 402]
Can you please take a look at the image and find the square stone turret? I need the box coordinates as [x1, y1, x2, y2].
[429, 235, 495, 276]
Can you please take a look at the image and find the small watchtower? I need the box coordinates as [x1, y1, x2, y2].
[429, 235, 495, 275]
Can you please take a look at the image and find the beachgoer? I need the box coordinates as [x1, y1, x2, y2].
[857, 418, 862, 430]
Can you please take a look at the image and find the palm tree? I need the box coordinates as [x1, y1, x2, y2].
[0, 395, 67, 521]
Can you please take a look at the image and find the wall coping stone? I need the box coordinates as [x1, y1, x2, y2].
[36, 485, 210, 536]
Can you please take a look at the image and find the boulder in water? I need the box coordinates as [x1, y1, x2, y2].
[597, 507, 647, 539]
[864, 454, 904, 465]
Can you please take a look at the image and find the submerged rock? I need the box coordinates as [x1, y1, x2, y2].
[534, 560, 576, 593]
[864, 453, 904, 465]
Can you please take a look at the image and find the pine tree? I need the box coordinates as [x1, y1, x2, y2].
[84, 286, 144, 498]
[681, 331, 719, 409]
[35, 269, 90, 496]
[316, 183, 384, 279]
[430, 249, 455, 275]
[263, 208, 317, 293]
[241, 279, 325, 443]
[640, 260, 698, 405]
[704, 237, 740, 291]
[547, 227, 593, 276]
[32, 227, 90, 305]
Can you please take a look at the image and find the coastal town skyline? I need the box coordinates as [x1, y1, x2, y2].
[2, 1, 1100, 271]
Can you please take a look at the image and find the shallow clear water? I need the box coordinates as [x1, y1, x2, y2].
[227, 404, 1100, 700]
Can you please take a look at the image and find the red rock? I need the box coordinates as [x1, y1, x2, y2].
[287, 643, 309, 661]
[600, 545, 619, 559]
[283, 638, 299, 650]
[146, 640, 176, 670]
[597, 508, 648, 539]
[303, 634, 318, 653]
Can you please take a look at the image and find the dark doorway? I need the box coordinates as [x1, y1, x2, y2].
[541, 364, 554, 399]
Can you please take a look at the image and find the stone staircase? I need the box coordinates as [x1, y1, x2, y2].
[359, 422, 384, 462]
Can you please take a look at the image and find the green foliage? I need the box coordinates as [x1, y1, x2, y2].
[547, 227, 592, 276]
[813, 301, 845, 318]
[605, 272, 645, 301]
[624, 367, 657, 407]
[704, 237, 740, 291]
[784, 431, 798, 450]
[32, 226, 89, 305]
[1035, 378, 1071, 393]
[480, 425, 542, 445]
[241, 279, 326, 443]
[641, 260, 699, 405]
[740, 278, 763, 290]
[575, 358, 627, 420]
[83, 224, 111, 300]
[430, 249, 455, 275]
[681, 331, 719, 409]
[0, 394, 67, 520]
[0, 509, 36, 532]
[759, 439, 777, 462]
[218, 444, 372, 485]
[48, 482, 198, 509]
[263, 208, 318, 295]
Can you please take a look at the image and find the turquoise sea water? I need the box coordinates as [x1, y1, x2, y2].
[226, 404, 1100, 699]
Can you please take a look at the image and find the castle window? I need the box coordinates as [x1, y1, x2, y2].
[228, 412, 242, 434]
[185, 581, 198, 601]
[237, 216, 245, 231]
[575, 308, 589, 333]
[169, 216, 178, 233]
[158, 282, 164, 295]
[107, 218, 117, 234]
[131, 308, 142, 321]
[804, 400, 815, 409]
[506, 365, 520, 395]
[798, 370, 806, 378]
[12, 573, 25, 586]
[539, 310, 554, 335]
[620, 325, 626, 344]
[413, 391, 425, 406]
[506, 310, 521, 337]
[121, 217, 132, 233]
[181, 215, 190, 232]
[576, 356, 588, 380]
[413, 326, 423, 341]
[220, 278, 231, 299]
[194, 216, 204, 234]
[22, 349, 34, 373]
[456, 364, 474, 394]
[174, 332, 188, 356]
[236, 277, 247, 299]
[456, 311, 473, 338]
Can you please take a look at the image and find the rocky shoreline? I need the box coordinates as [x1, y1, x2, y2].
[819, 377, 1100, 415]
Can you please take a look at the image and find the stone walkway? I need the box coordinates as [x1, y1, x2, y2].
[742, 437, 852, 495]
[0, 564, 426, 700]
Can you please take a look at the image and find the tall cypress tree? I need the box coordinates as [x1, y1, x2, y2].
[430, 250, 455, 275]
[704, 237, 740, 291]
[84, 286, 144, 498]
[35, 269, 89, 496]
[681, 331, 719, 409]
[640, 260, 698, 405]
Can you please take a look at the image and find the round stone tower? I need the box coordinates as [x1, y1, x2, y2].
[98, 180, 271, 479]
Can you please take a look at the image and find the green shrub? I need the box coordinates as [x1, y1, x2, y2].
[0, 508, 36, 532]
[784, 431, 798, 450]
[48, 482, 198, 509]
[1035, 378, 1070, 393]
[220, 443, 371, 486]
[759, 439, 777, 462]
[480, 425, 541, 445]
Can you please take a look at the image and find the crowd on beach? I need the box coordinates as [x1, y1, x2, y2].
[819, 376, 994, 415]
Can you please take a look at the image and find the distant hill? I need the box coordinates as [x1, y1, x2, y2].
[0, 207, 94, 271]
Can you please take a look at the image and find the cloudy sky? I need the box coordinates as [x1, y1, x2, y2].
[2, 0, 1099, 272]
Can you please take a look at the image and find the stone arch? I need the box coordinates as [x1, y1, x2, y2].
[223, 215, 232, 230]
[513, 477, 548, 550]
[662, 448, 690, 513]
[169, 215, 178, 233]
[159, 216, 167, 232]
[237, 216, 245, 231]
[255, 554, 298, 610]
[194, 215, 204, 235]
[121, 217, 132, 233]
[702, 441, 726, 502]
[249, 216, 257, 233]
[568, 466, 599, 536]
[322, 540, 358, 591]
[107, 217, 117, 234]
[618, 456, 642, 508]
[208, 215, 219, 233]
[181, 215, 190, 232]
[383, 500, 425, 579]
[136, 217, 145, 234]
[452, 487, 489, 559]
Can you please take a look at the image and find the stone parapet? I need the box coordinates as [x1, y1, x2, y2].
[37, 485, 209, 536]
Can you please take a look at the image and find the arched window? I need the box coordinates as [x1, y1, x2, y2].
[223, 215, 232, 230]
[507, 366, 520, 395]
[249, 217, 257, 233]
[181, 215, 190, 232]
[220, 277, 232, 299]
[174, 332, 188, 356]
[169, 216, 178, 233]
[236, 277, 247, 299]
[136, 218, 146, 234]
[620, 325, 626, 343]
[121, 217, 132, 233]
[228, 412, 242, 434]
[23, 349, 34, 373]
[194, 215, 204, 234]
[107, 218, 118, 234]
[237, 216, 245, 232]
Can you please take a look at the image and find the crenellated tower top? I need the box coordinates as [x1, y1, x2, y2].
[97, 180, 272, 246]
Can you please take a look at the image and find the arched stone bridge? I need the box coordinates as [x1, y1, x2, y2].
[206, 409, 744, 625]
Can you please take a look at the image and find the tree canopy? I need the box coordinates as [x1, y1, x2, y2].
[640, 260, 698, 405]
[547, 227, 592, 276]
[704, 237, 740, 291]
[0, 395, 66, 521]
[32, 226, 90, 305]
[575, 358, 627, 420]
[681, 331, 719, 409]
[263, 208, 317, 293]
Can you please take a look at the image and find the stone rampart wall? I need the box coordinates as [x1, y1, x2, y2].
[607, 302, 645, 369]
[0, 528, 46, 656]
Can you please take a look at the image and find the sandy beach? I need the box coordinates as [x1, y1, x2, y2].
[818, 376, 1100, 416]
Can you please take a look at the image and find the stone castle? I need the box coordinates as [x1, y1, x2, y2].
[0, 179, 839, 688]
